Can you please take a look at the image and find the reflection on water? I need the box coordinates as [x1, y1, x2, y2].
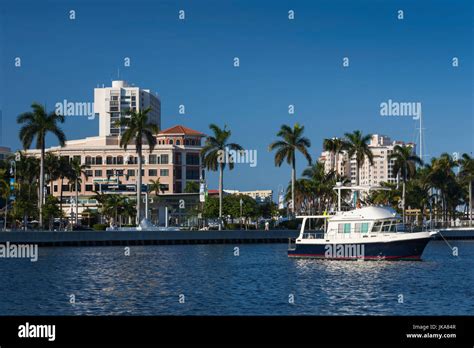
[0, 241, 472, 315]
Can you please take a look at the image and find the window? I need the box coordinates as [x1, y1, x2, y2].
[160, 169, 169, 176]
[176, 140, 181, 145]
[85, 156, 92, 165]
[344, 223, 351, 233]
[106, 156, 113, 165]
[355, 223, 369, 233]
[186, 168, 200, 180]
[54, 185, 58, 192]
[106, 170, 114, 176]
[372, 221, 382, 232]
[85, 185, 93, 192]
[169, 139, 174, 145]
[382, 221, 391, 232]
[148, 169, 157, 176]
[149, 155, 157, 164]
[117, 156, 124, 165]
[186, 153, 200, 165]
[62, 185, 70, 192]
[175, 167, 182, 179]
[160, 184, 169, 191]
[161, 154, 169, 164]
[95, 170, 102, 177]
[127, 169, 135, 177]
[85, 170, 93, 177]
[96, 156, 102, 165]
[175, 153, 182, 165]
[338, 223, 351, 233]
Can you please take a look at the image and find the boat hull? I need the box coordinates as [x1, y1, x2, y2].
[288, 236, 432, 261]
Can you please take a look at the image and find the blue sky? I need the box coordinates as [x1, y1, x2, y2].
[0, 0, 472, 195]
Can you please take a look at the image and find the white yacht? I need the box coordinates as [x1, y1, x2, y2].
[288, 185, 438, 260]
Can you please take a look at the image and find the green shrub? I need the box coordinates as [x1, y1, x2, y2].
[92, 223, 107, 231]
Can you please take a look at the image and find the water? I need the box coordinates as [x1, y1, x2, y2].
[0, 241, 472, 315]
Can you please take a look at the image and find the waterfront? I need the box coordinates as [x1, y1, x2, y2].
[0, 241, 472, 316]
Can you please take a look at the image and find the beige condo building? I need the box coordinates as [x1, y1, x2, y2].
[319, 134, 416, 186]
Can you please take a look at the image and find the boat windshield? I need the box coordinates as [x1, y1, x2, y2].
[372, 219, 405, 233]
[301, 217, 325, 239]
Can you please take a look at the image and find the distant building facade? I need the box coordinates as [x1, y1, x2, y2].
[319, 134, 416, 186]
[24, 125, 204, 217]
[94, 80, 161, 137]
[224, 189, 273, 204]
[0, 146, 12, 161]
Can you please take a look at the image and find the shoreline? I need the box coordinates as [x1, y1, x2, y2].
[0, 229, 299, 247]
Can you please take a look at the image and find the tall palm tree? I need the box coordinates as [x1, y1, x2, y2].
[57, 156, 72, 228]
[201, 124, 243, 230]
[389, 144, 423, 222]
[115, 107, 158, 225]
[0, 169, 10, 230]
[323, 137, 346, 176]
[45, 153, 60, 196]
[70, 158, 90, 225]
[14, 152, 40, 229]
[459, 153, 474, 226]
[344, 130, 374, 186]
[269, 123, 312, 217]
[17, 103, 66, 227]
[427, 153, 459, 223]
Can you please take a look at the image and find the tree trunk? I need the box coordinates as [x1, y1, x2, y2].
[219, 162, 223, 230]
[60, 177, 64, 230]
[137, 149, 143, 225]
[39, 145, 45, 228]
[4, 197, 7, 230]
[402, 180, 406, 224]
[291, 156, 296, 217]
[469, 180, 472, 227]
[75, 179, 79, 225]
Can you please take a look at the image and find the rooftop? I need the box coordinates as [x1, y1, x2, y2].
[159, 125, 205, 136]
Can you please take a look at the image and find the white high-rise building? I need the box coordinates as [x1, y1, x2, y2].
[94, 80, 161, 137]
[319, 134, 416, 187]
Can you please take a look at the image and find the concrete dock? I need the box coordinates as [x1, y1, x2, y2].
[0, 229, 299, 247]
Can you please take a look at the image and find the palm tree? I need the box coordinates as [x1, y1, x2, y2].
[201, 124, 243, 230]
[0, 169, 10, 230]
[269, 123, 312, 217]
[344, 130, 374, 186]
[45, 153, 60, 196]
[389, 144, 423, 222]
[115, 107, 158, 225]
[323, 137, 346, 176]
[57, 156, 72, 228]
[427, 153, 459, 224]
[70, 158, 90, 226]
[17, 103, 66, 228]
[459, 153, 474, 226]
[149, 178, 165, 196]
[14, 152, 40, 229]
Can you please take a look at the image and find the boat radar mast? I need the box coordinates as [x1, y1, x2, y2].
[333, 182, 391, 212]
